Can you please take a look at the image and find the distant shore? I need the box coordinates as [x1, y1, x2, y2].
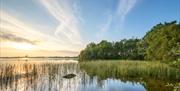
[0, 56, 78, 58]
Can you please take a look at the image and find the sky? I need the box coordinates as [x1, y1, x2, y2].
[0, 0, 179, 57]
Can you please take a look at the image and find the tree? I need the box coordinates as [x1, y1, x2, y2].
[143, 21, 180, 61]
[78, 39, 143, 61]
[79, 21, 179, 62]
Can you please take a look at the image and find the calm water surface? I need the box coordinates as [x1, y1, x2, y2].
[0, 58, 178, 91]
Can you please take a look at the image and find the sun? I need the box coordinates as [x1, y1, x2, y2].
[12, 43, 35, 50]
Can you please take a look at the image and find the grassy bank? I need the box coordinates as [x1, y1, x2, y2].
[79, 60, 180, 81]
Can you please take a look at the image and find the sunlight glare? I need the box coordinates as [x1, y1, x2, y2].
[12, 43, 35, 50]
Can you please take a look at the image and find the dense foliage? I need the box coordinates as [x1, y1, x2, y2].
[78, 39, 144, 61]
[78, 21, 180, 61]
[143, 21, 180, 61]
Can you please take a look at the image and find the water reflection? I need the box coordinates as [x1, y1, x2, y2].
[0, 58, 179, 91]
[80, 61, 180, 91]
[78, 76, 146, 91]
[0, 58, 80, 91]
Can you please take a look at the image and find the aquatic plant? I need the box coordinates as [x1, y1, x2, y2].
[80, 60, 180, 81]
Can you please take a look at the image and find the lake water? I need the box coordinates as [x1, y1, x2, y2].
[0, 58, 179, 91]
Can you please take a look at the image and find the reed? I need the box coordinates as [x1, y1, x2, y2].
[80, 60, 180, 81]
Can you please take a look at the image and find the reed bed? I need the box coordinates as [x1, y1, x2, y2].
[0, 61, 79, 90]
[80, 60, 180, 81]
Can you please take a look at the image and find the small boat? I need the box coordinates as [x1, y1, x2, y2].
[63, 74, 76, 79]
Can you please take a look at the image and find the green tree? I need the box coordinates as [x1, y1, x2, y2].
[79, 21, 179, 61]
[143, 21, 180, 61]
[78, 39, 143, 61]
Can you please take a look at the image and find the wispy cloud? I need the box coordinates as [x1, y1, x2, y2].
[97, 0, 138, 40]
[117, 0, 138, 21]
[0, 31, 38, 45]
[0, 10, 82, 52]
[39, 0, 83, 45]
[0, 10, 45, 42]
[97, 14, 112, 40]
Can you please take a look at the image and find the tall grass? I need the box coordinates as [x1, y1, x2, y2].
[80, 60, 180, 81]
[0, 61, 79, 91]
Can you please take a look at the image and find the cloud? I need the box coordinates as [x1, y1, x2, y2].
[97, 14, 112, 40]
[117, 0, 138, 21]
[0, 10, 46, 41]
[0, 31, 38, 45]
[39, 0, 83, 45]
[0, 10, 83, 51]
[97, 0, 138, 40]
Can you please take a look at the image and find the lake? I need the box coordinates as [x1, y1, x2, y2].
[0, 58, 179, 91]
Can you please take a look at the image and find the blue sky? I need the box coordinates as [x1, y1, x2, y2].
[0, 0, 180, 56]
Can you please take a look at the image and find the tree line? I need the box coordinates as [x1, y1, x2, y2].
[78, 21, 180, 61]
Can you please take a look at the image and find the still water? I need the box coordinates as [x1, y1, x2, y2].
[0, 58, 178, 91]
